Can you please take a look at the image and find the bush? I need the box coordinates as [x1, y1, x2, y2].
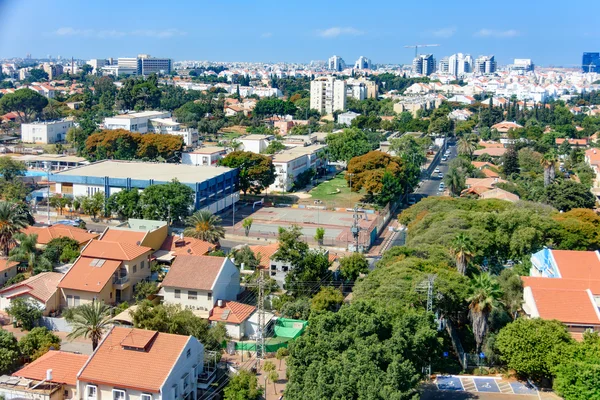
[0, 330, 19, 374]
[6, 298, 42, 330]
[43, 237, 80, 263]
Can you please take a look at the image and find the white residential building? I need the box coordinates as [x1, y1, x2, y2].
[270, 144, 326, 192]
[337, 111, 360, 126]
[413, 54, 436, 76]
[181, 147, 227, 166]
[354, 56, 372, 70]
[86, 59, 108, 74]
[21, 120, 73, 144]
[448, 53, 473, 77]
[327, 55, 346, 71]
[475, 55, 497, 74]
[310, 76, 346, 115]
[103, 111, 171, 133]
[239, 134, 273, 154]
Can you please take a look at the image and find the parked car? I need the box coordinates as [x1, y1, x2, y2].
[441, 156, 448, 162]
[408, 197, 416, 205]
[434, 168, 440, 174]
[438, 172, 444, 178]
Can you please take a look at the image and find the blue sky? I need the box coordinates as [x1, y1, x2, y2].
[0, 0, 599, 66]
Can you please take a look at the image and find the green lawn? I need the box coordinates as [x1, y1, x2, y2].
[305, 173, 364, 208]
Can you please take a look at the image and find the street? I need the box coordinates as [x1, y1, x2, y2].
[415, 143, 457, 198]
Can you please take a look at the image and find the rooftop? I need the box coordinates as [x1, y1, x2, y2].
[57, 256, 121, 293]
[0, 272, 63, 303]
[13, 351, 88, 386]
[160, 235, 214, 256]
[209, 301, 256, 324]
[81, 240, 152, 261]
[100, 228, 147, 246]
[52, 160, 234, 184]
[78, 327, 192, 393]
[241, 134, 273, 141]
[22, 225, 98, 245]
[110, 111, 170, 119]
[161, 255, 226, 291]
[0, 258, 19, 272]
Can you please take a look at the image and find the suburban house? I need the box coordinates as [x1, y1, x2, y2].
[13, 350, 89, 400]
[523, 248, 600, 339]
[0, 272, 63, 315]
[100, 219, 168, 251]
[585, 148, 600, 199]
[22, 225, 99, 248]
[239, 134, 273, 154]
[160, 256, 240, 315]
[491, 121, 523, 133]
[555, 138, 589, 148]
[208, 300, 259, 340]
[77, 326, 206, 400]
[181, 147, 227, 166]
[57, 240, 154, 306]
[157, 235, 214, 264]
[0, 259, 19, 287]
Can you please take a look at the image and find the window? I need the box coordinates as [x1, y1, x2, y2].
[74, 296, 80, 306]
[133, 265, 137, 274]
[141, 261, 145, 270]
[86, 385, 97, 400]
[141, 395, 152, 400]
[182, 373, 189, 391]
[174, 289, 181, 299]
[112, 389, 126, 400]
[188, 291, 197, 300]
[172, 385, 178, 399]
[186, 348, 191, 358]
[207, 292, 212, 301]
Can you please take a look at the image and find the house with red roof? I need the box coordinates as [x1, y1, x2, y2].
[22, 225, 99, 248]
[208, 300, 271, 340]
[58, 240, 154, 306]
[0, 272, 63, 315]
[523, 248, 600, 339]
[0, 259, 19, 287]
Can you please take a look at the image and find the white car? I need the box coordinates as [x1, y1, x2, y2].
[434, 168, 440, 174]
[438, 185, 445, 192]
[438, 172, 444, 178]
[441, 156, 448, 162]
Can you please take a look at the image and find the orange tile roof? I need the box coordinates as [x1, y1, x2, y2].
[529, 287, 600, 325]
[248, 243, 279, 268]
[13, 350, 88, 386]
[0, 272, 62, 303]
[209, 301, 256, 324]
[57, 256, 121, 293]
[78, 327, 191, 393]
[473, 147, 507, 157]
[161, 255, 225, 291]
[478, 188, 520, 202]
[0, 258, 18, 272]
[100, 228, 147, 245]
[82, 240, 152, 261]
[471, 161, 497, 169]
[160, 235, 214, 256]
[551, 250, 600, 280]
[481, 168, 500, 178]
[22, 225, 99, 245]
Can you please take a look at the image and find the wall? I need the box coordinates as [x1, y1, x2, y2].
[223, 322, 242, 340]
[140, 226, 168, 251]
[61, 284, 113, 308]
[163, 286, 214, 311]
[0, 265, 18, 286]
[160, 337, 203, 400]
[211, 259, 241, 304]
[78, 382, 158, 400]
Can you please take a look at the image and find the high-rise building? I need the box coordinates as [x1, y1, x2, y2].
[138, 54, 172, 76]
[310, 76, 346, 114]
[447, 53, 473, 77]
[474, 55, 497, 74]
[582, 52, 600, 73]
[86, 59, 108, 74]
[438, 57, 450, 74]
[413, 54, 436, 76]
[327, 55, 346, 72]
[354, 56, 372, 70]
[42, 63, 63, 80]
[511, 59, 535, 73]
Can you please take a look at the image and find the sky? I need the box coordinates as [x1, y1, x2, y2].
[0, 0, 599, 66]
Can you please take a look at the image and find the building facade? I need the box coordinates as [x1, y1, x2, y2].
[327, 55, 346, 71]
[310, 77, 346, 114]
[474, 55, 497, 74]
[412, 54, 436, 76]
[103, 111, 171, 133]
[354, 56, 372, 70]
[582, 52, 600, 73]
[138, 55, 172, 76]
[21, 120, 74, 144]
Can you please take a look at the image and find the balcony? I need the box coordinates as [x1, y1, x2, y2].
[112, 275, 130, 289]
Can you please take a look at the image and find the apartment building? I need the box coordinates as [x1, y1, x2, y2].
[239, 134, 273, 153]
[181, 147, 227, 166]
[270, 144, 326, 192]
[413, 54, 436, 76]
[103, 111, 171, 133]
[138, 54, 172, 76]
[448, 53, 473, 77]
[21, 120, 74, 144]
[337, 111, 360, 126]
[346, 80, 367, 100]
[474, 55, 497, 74]
[327, 55, 346, 71]
[310, 76, 346, 115]
[354, 56, 372, 70]
[42, 63, 64, 80]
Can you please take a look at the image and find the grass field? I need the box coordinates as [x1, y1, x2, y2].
[302, 173, 364, 208]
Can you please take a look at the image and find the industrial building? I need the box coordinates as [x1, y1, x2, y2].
[51, 161, 239, 213]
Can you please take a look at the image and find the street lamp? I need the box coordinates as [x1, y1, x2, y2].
[314, 200, 322, 226]
[44, 161, 51, 225]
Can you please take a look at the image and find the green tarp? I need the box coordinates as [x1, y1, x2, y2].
[227, 317, 308, 353]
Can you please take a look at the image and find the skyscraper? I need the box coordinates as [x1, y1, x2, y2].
[327, 55, 346, 72]
[354, 56, 372, 70]
[582, 52, 600, 73]
[474, 55, 497, 74]
[413, 54, 436, 76]
[448, 53, 473, 77]
[310, 77, 346, 114]
[438, 57, 449, 74]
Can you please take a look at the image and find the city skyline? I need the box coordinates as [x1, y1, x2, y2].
[1, 0, 599, 66]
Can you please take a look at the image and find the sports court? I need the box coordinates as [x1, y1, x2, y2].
[434, 375, 540, 397]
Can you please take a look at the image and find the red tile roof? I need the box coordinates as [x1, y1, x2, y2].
[78, 327, 191, 393]
[57, 256, 121, 293]
[161, 255, 225, 291]
[528, 287, 600, 325]
[0, 258, 18, 272]
[22, 226, 98, 245]
[248, 243, 279, 268]
[209, 301, 256, 324]
[82, 240, 152, 261]
[160, 235, 214, 256]
[0, 272, 62, 303]
[13, 350, 88, 386]
[100, 228, 147, 245]
[551, 250, 600, 280]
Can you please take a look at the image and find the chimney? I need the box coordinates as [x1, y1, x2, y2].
[217, 299, 223, 307]
[46, 369, 53, 381]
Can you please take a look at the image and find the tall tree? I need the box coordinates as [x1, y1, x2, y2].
[540, 150, 559, 186]
[467, 272, 502, 351]
[457, 137, 477, 159]
[339, 253, 369, 281]
[450, 233, 475, 275]
[139, 180, 194, 223]
[0, 329, 19, 375]
[107, 189, 142, 220]
[325, 128, 374, 163]
[183, 210, 226, 245]
[0, 157, 26, 182]
[219, 151, 275, 195]
[66, 301, 114, 350]
[0, 89, 48, 123]
[444, 166, 466, 197]
[9, 233, 52, 274]
[502, 145, 520, 176]
[0, 201, 29, 256]
[543, 179, 596, 212]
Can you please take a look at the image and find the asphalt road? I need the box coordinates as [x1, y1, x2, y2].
[415, 143, 457, 198]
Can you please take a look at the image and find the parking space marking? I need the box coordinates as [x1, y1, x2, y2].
[460, 377, 477, 392]
[510, 382, 539, 396]
[435, 376, 463, 391]
[497, 381, 514, 394]
[474, 378, 501, 393]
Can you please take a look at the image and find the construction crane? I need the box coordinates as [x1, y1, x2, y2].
[404, 44, 440, 58]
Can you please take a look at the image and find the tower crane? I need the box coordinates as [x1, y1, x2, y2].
[405, 44, 440, 58]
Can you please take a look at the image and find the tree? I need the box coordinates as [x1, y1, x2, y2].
[0, 157, 26, 181]
[444, 165, 466, 197]
[134, 281, 159, 302]
[467, 273, 502, 351]
[253, 98, 296, 118]
[0, 201, 29, 255]
[66, 301, 114, 350]
[457, 137, 477, 158]
[496, 318, 573, 381]
[107, 189, 142, 220]
[27, 68, 49, 81]
[339, 253, 369, 281]
[450, 233, 475, 275]
[285, 250, 331, 293]
[268, 370, 279, 394]
[263, 140, 286, 154]
[139, 180, 194, 223]
[242, 218, 253, 237]
[232, 245, 261, 270]
[263, 360, 276, 373]
[0, 89, 48, 123]
[325, 128, 374, 163]
[219, 151, 276, 195]
[9, 233, 52, 274]
[0, 330, 19, 374]
[6, 298, 43, 330]
[497, 268, 523, 319]
[272, 225, 309, 266]
[502, 145, 520, 176]
[540, 150, 559, 186]
[310, 287, 344, 312]
[43, 237, 80, 264]
[346, 151, 406, 206]
[554, 333, 600, 400]
[275, 347, 289, 370]
[544, 180, 596, 211]
[81, 192, 105, 220]
[184, 210, 225, 244]
[224, 370, 263, 400]
[19, 327, 61, 361]
[280, 298, 311, 320]
[314, 227, 325, 245]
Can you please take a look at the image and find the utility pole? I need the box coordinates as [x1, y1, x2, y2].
[255, 269, 266, 360]
[351, 204, 362, 252]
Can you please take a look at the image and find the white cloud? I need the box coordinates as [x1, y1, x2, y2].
[431, 27, 456, 38]
[475, 29, 519, 38]
[316, 26, 364, 38]
[51, 27, 186, 39]
[260, 32, 273, 38]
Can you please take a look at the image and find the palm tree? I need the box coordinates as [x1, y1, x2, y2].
[66, 301, 114, 350]
[540, 150, 559, 186]
[9, 233, 52, 274]
[0, 201, 29, 256]
[457, 137, 476, 159]
[184, 210, 226, 245]
[444, 167, 466, 197]
[450, 233, 475, 275]
[467, 273, 503, 351]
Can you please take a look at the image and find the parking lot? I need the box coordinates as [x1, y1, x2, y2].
[431, 375, 546, 399]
